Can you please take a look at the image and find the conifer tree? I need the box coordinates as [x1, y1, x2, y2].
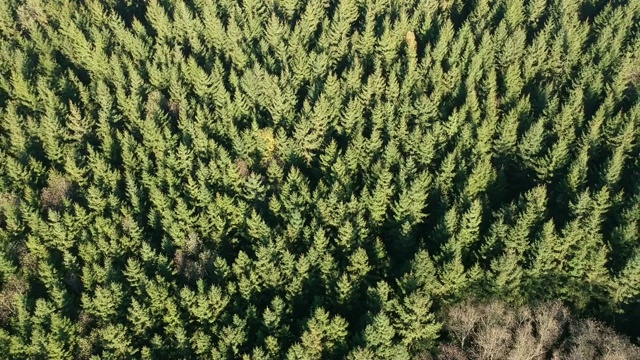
[0, 0, 639, 357]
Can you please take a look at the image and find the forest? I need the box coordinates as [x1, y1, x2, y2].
[0, 0, 639, 358]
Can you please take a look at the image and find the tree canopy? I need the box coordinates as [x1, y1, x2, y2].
[0, 0, 639, 358]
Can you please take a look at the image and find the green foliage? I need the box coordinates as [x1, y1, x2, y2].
[0, 0, 638, 358]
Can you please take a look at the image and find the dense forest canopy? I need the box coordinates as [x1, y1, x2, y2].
[0, 0, 639, 358]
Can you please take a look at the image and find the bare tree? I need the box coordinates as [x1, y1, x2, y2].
[531, 302, 569, 358]
[439, 300, 638, 360]
[0, 276, 29, 325]
[41, 175, 71, 209]
[475, 320, 513, 360]
[446, 300, 483, 350]
[438, 344, 468, 360]
[562, 319, 640, 360]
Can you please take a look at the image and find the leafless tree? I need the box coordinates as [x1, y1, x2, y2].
[445, 300, 483, 350]
[439, 300, 638, 360]
[562, 319, 640, 360]
[438, 344, 468, 360]
[41, 175, 71, 209]
[0, 276, 29, 324]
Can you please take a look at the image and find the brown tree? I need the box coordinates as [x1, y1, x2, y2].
[439, 300, 638, 360]
[40, 174, 71, 209]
